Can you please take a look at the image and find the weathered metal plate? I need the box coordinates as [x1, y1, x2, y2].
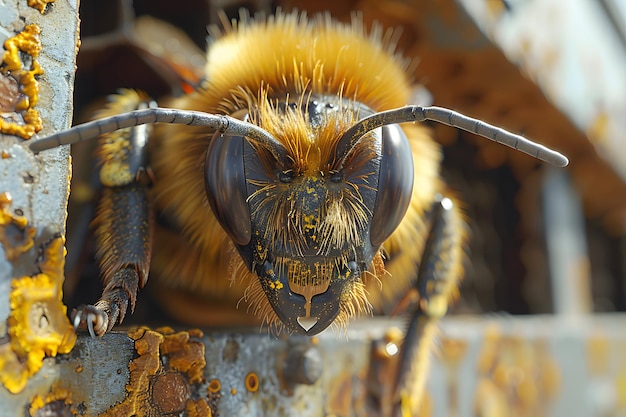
[2, 316, 626, 416]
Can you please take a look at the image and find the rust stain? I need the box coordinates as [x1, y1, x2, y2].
[0, 24, 43, 139]
[28, 0, 55, 13]
[363, 327, 403, 416]
[0, 237, 76, 394]
[327, 368, 355, 417]
[102, 327, 206, 416]
[186, 398, 212, 417]
[473, 330, 561, 417]
[207, 379, 222, 416]
[151, 372, 189, 414]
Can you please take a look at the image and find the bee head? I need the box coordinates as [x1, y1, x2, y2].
[204, 95, 414, 335]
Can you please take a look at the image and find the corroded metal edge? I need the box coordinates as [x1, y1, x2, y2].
[0, 0, 79, 400]
[1, 315, 626, 416]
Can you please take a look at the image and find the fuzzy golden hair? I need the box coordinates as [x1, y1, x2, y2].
[147, 11, 451, 331]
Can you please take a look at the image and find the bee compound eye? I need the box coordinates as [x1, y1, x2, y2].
[369, 124, 414, 247]
[204, 133, 252, 246]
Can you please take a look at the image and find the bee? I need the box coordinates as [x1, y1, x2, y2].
[30, 10, 567, 414]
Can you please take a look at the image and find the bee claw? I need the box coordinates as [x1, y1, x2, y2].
[87, 313, 97, 339]
[71, 304, 109, 337]
[72, 310, 82, 330]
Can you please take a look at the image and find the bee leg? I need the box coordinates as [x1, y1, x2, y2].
[393, 194, 465, 415]
[72, 91, 155, 337]
[72, 179, 154, 336]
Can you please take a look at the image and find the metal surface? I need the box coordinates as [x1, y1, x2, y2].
[0, 0, 78, 398]
[2, 316, 626, 416]
[543, 168, 592, 315]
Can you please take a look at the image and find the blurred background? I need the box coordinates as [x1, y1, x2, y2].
[63, 0, 626, 416]
[70, 0, 626, 316]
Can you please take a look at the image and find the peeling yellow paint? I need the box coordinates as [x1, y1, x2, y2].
[0, 237, 76, 394]
[28, 0, 56, 14]
[28, 387, 73, 416]
[0, 24, 43, 139]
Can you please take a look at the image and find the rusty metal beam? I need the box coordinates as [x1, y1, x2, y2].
[2, 316, 626, 416]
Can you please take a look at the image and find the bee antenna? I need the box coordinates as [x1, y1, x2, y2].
[336, 106, 569, 168]
[29, 107, 289, 165]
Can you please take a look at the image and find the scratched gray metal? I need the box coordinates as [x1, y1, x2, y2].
[1, 316, 626, 416]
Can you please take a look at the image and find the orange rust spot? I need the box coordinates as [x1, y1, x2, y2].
[208, 379, 221, 393]
[28, 0, 55, 13]
[102, 327, 206, 416]
[0, 24, 43, 139]
[230, 388, 237, 395]
[0, 191, 36, 261]
[186, 398, 212, 417]
[1, 150, 9, 158]
[0, 237, 76, 393]
[74, 364, 83, 373]
[245, 372, 259, 393]
[151, 372, 189, 414]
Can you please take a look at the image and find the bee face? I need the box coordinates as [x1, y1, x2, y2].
[205, 94, 414, 334]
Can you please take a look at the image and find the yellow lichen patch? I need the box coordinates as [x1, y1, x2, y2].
[0, 191, 36, 261]
[161, 329, 206, 384]
[28, 0, 55, 13]
[0, 237, 76, 394]
[28, 387, 73, 416]
[0, 24, 43, 139]
[103, 327, 206, 417]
